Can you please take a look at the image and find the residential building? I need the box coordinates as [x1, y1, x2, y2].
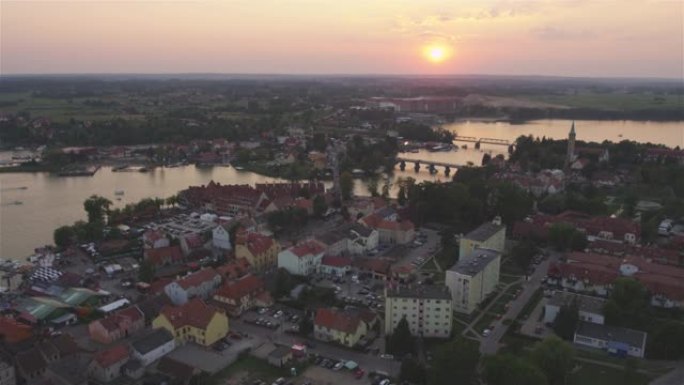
[359, 208, 415, 245]
[573, 321, 647, 358]
[142, 230, 170, 249]
[277, 240, 326, 276]
[459, 217, 506, 259]
[316, 223, 379, 256]
[136, 294, 172, 326]
[164, 267, 221, 305]
[267, 346, 293, 368]
[180, 182, 268, 215]
[156, 357, 198, 385]
[144, 246, 184, 268]
[547, 252, 684, 307]
[216, 257, 251, 280]
[212, 224, 232, 251]
[514, 211, 640, 244]
[88, 345, 129, 383]
[235, 230, 280, 271]
[130, 329, 176, 367]
[543, 291, 606, 325]
[88, 306, 144, 344]
[314, 307, 368, 348]
[153, 298, 229, 347]
[446, 248, 501, 314]
[319, 256, 352, 277]
[213, 274, 273, 316]
[384, 285, 453, 338]
[180, 233, 206, 256]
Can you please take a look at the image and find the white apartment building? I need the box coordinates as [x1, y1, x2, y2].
[446, 248, 501, 314]
[277, 240, 326, 276]
[384, 285, 452, 339]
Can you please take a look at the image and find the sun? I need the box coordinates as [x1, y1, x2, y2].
[423, 44, 450, 64]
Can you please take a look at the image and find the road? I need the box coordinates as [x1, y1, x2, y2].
[478, 251, 558, 355]
[230, 318, 401, 376]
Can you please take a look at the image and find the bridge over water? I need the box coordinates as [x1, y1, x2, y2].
[395, 157, 464, 176]
[453, 136, 510, 146]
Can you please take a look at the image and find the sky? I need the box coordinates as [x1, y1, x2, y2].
[1, 0, 682, 78]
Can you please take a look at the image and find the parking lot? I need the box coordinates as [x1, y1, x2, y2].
[242, 305, 305, 334]
[168, 337, 256, 374]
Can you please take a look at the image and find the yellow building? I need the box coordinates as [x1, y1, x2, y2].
[459, 217, 506, 258]
[152, 298, 229, 346]
[235, 229, 280, 271]
[446, 248, 501, 314]
[313, 307, 368, 348]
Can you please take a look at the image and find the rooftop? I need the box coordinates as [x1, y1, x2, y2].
[464, 221, 505, 242]
[575, 321, 647, 348]
[159, 298, 223, 330]
[386, 284, 452, 300]
[547, 291, 606, 315]
[449, 248, 501, 276]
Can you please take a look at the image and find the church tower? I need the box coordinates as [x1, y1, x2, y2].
[566, 121, 576, 167]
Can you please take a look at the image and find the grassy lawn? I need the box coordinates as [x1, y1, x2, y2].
[575, 349, 675, 376]
[474, 312, 499, 334]
[500, 260, 526, 276]
[569, 362, 652, 385]
[516, 288, 543, 322]
[209, 356, 289, 385]
[499, 274, 522, 284]
[527, 92, 683, 111]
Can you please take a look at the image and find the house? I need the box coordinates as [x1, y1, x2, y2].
[314, 307, 368, 348]
[573, 321, 647, 358]
[136, 294, 172, 326]
[315, 223, 379, 256]
[180, 233, 206, 256]
[514, 211, 640, 245]
[180, 182, 268, 216]
[543, 291, 606, 325]
[143, 230, 170, 249]
[88, 306, 144, 344]
[446, 248, 501, 314]
[88, 345, 129, 383]
[277, 240, 326, 276]
[459, 217, 506, 259]
[213, 274, 273, 316]
[212, 224, 232, 251]
[216, 258, 251, 280]
[144, 245, 184, 268]
[15, 348, 47, 383]
[235, 230, 280, 271]
[359, 208, 415, 245]
[121, 359, 144, 380]
[267, 346, 293, 368]
[164, 268, 222, 305]
[354, 258, 392, 279]
[45, 356, 89, 385]
[153, 298, 229, 347]
[131, 329, 176, 367]
[319, 256, 352, 277]
[384, 285, 453, 339]
[156, 356, 198, 385]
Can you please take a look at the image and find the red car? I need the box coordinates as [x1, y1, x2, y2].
[354, 369, 365, 379]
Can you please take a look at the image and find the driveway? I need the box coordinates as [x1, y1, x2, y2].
[167, 339, 255, 374]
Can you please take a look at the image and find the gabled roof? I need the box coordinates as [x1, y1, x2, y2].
[93, 344, 129, 369]
[159, 298, 223, 330]
[288, 240, 326, 258]
[145, 246, 183, 266]
[131, 328, 174, 355]
[238, 231, 276, 256]
[175, 268, 219, 290]
[216, 258, 251, 279]
[314, 307, 362, 334]
[94, 306, 144, 332]
[215, 274, 267, 301]
[321, 256, 352, 268]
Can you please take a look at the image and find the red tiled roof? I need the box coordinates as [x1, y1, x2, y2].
[96, 306, 143, 332]
[321, 256, 352, 268]
[184, 234, 205, 249]
[145, 246, 183, 266]
[159, 298, 222, 330]
[176, 268, 219, 290]
[216, 258, 251, 279]
[215, 274, 266, 301]
[93, 344, 129, 369]
[0, 316, 32, 343]
[289, 240, 326, 258]
[143, 229, 165, 243]
[314, 307, 362, 334]
[238, 231, 275, 256]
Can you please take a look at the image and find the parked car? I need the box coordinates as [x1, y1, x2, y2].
[379, 354, 394, 360]
[333, 362, 344, 371]
[482, 328, 492, 337]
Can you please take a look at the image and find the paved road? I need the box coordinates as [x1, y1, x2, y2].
[479, 251, 558, 355]
[230, 318, 400, 376]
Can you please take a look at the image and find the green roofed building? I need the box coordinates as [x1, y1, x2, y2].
[58, 288, 102, 307]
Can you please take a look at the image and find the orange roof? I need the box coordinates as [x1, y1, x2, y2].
[240, 232, 275, 256]
[93, 344, 129, 368]
[0, 316, 32, 343]
[215, 274, 267, 301]
[176, 268, 219, 290]
[159, 298, 222, 330]
[314, 308, 361, 334]
[145, 245, 183, 266]
[321, 256, 352, 268]
[289, 240, 326, 258]
[216, 258, 251, 279]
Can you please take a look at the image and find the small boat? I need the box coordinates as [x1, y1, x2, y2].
[116, 197, 122, 201]
[12, 201, 22, 205]
[114, 190, 125, 196]
[234, 166, 244, 171]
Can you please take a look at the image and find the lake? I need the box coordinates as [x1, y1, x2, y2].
[1, 119, 682, 260]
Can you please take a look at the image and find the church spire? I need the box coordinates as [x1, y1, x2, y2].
[570, 120, 576, 135]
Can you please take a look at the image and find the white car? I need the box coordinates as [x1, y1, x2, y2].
[379, 380, 391, 385]
[379, 353, 394, 360]
[482, 328, 492, 337]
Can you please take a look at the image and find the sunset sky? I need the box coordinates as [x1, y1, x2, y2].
[1, 0, 682, 78]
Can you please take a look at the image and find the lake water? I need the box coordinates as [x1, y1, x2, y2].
[1, 119, 682, 260]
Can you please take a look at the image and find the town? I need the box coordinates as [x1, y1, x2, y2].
[1, 97, 684, 385]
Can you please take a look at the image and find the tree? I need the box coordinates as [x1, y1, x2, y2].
[484, 354, 548, 385]
[397, 185, 407, 206]
[137, 259, 156, 283]
[530, 337, 575, 385]
[604, 278, 651, 329]
[313, 195, 327, 218]
[428, 338, 480, 385]
[552, 299, 579, 341]
[387, 317, 414, 357]
[340, 171, 354, 201]
[381, 179, 391, 200]
[83, 195, 112, 224]
[548, 223, 586, 251]
[646, 320, 684, 359]
[511, 240, 537, 270]
[366, 177, 379, 197]
[312, 132, 327, 152]
[400, 358, 426, 385]
[53, 226, 75, 249]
